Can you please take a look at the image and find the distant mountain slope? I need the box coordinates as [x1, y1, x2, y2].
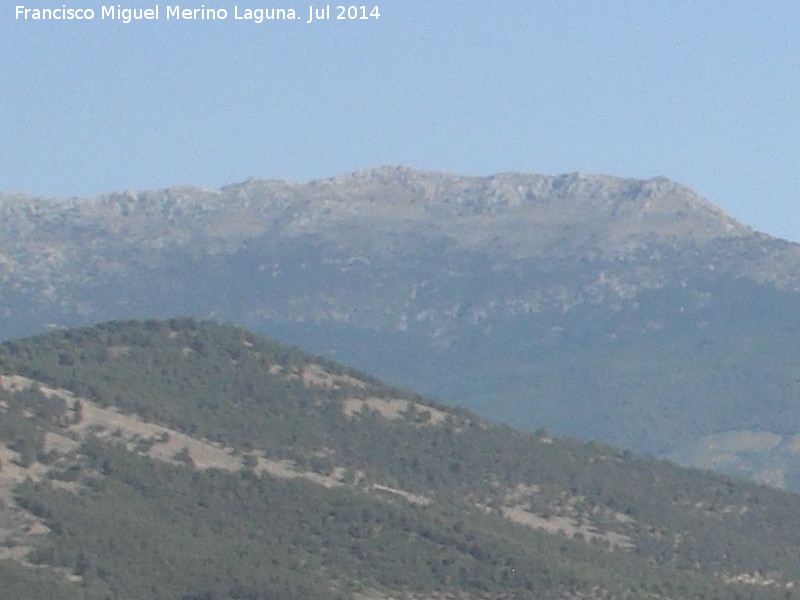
[2, 167, 800, 487]
[2, 319, 800, 599]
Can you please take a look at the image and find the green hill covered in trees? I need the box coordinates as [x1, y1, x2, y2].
[1, 319, 800, 599]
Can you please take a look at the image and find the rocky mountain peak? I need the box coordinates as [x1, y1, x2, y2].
[293, 167, 752, 243]
[0, 166, 794, 294]
[0, 166, 753, 248]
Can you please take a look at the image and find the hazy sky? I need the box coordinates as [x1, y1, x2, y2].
[3, 1, 800, 241]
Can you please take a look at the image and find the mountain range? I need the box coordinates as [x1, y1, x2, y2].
[2, 166, 800, 487]
[2, 319, 800, 599]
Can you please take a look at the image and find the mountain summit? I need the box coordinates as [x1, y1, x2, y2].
[2, 167, 800, 487]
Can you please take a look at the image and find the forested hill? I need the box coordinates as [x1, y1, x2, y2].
[1, 319, 800, 599]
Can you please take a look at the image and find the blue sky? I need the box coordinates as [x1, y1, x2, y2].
[3, 1, 800, 241]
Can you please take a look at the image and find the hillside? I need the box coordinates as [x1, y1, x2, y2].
[2, 320, 800, 599]
[3, 167, 800, 486]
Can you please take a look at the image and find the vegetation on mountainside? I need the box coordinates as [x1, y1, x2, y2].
[1, 319, 800, 599]
[4, 170, 800, 481]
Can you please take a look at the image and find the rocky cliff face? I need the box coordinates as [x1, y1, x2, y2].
[1, 165, 796, 302]
[3, 166, 800, 486]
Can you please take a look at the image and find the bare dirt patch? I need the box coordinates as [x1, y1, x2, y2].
[371, 484, 431, 506]
[495, 483, 634, 551]
[302, 364, 367, 390]
[501, 506, 633, 550]
[342, 396, 447, 426]
[267, 363, 368, 391]
[0, 447, 53, 565]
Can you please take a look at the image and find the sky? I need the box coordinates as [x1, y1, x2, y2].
[2, 1, 800, 241]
